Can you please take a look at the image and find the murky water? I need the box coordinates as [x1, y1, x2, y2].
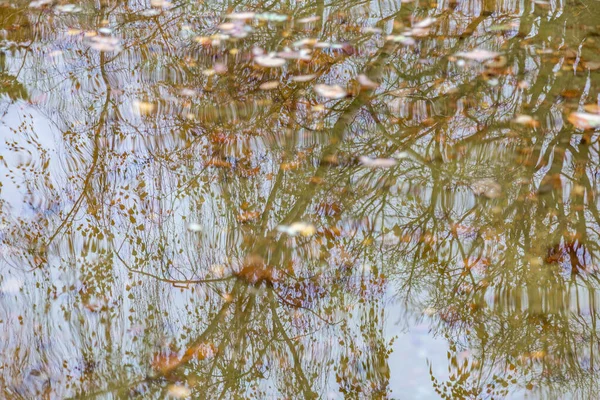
[1, 0, 600, 398]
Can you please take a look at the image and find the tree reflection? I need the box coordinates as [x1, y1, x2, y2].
[1, 0, 600, 398]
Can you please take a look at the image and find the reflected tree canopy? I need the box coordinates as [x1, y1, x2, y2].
[1, 0, 600, 398]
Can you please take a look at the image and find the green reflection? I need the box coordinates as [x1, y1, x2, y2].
[1, 0, 600, 398]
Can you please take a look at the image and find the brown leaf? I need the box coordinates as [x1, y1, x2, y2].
[237, 211, 260, 223]
[151, 351, 183, 374]
[568, 112, 600, 130]
[205, 158, 232, 168]
[583, 104, 600, 114]
[584, 61, 600, 71]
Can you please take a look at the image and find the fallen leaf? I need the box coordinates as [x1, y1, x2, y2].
[236, 264, 276, 284]
[133, 100, 155, 115]
[485, 55, 507, 68]
[277, 49, 311, 60]
[187, 223, 202, 232]
[385, 35, 416, 45]
[185, 343, 216, 360]
[277, 222, 316, 236]
[413, 17, 436, 28]
[455, 49, 500, 61]
[140, 9, 161, 16]
[217, 21, 249, 38]
[254, 55, 286, 67]
[423, 307, 437, 316]
[513, 115, 539, 127]
[255, 13, 288, 22]
[237, 211, 260, 223]
[584, 61, 600, 71]
[259, 81, 279, 90]
[357, 74, 379, 89]
[29, 0, 52, 8]
[88, 35, 120, 52]
[471, 179, 502, 199]
[291, 74, 316, 82]
[150, 0, 171, 8]
[314, 84, 347, 99]
[179, 88, 197, 97]
[298, 16, 320, 23]
[225, 11, 256, 20]
[363, 27, 383, 34]
[218, 22, 236, 31]
[358, 156, 397, 168]
[213, 62, 227, 74]
[167, 385, 191, 398]
[561, 89, 580, 99]
[568, 112, 600, 130]
[205, 159, 232, 168]
[583, 104, 600, 114]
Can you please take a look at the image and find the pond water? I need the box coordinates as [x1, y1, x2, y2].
[1, 0, 600, 398]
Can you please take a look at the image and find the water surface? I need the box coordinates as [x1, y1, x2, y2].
[1, 0, 600, 398]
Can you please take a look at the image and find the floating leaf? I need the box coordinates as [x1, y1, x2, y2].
[218, 21, 250, 38]
[167, 385, 191, 398]
[385, 35, 416, 45]
[237, 211, 260, 223]
[583, 104, 600, 114]
[413, 17, 436, 28]
[298, 16, 320, 23]
[187, 223, 202, 232]
[277, 49, 311, 60]
[314, 84, 347, 99]
[277, 222, 316, 237]
[293, 38, 318, 47]
[423, 307, 437, 316]
[455, 49, 500, 61]
[179, 88, 197, 97]
[55, 4, 81, 13]
[141, 9, 161, 16]
[259, 81, 279, 90]
[133, 100, 155, 115]
[584, 61, 600, 71]
[66, 28, 82, 36]
[88, 35, 121, 52]
[568, 112, 600, 130]
[226, 11, 256, 20]
[490, 22, 519, 31]
[29, 0, 52, 8]
[291, 74, 316, 82]
[255, 13, 288, 22]
[213, 62, 228, 74]
[486, 55, 507, 68]
[237, 265, 276, 284]
[218, 22, 236, 31]
[150, 0, 171, 8]
[513, 115, 539, 127]
[152, 344, 216, 375]
[471, 179, 502, 199]
[357, 74, 379, 89]
[314, 42, 333, 49]
[205, 159, 232, 168]
[254, 55, 286, 68]
[358, 156, 397, 168]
